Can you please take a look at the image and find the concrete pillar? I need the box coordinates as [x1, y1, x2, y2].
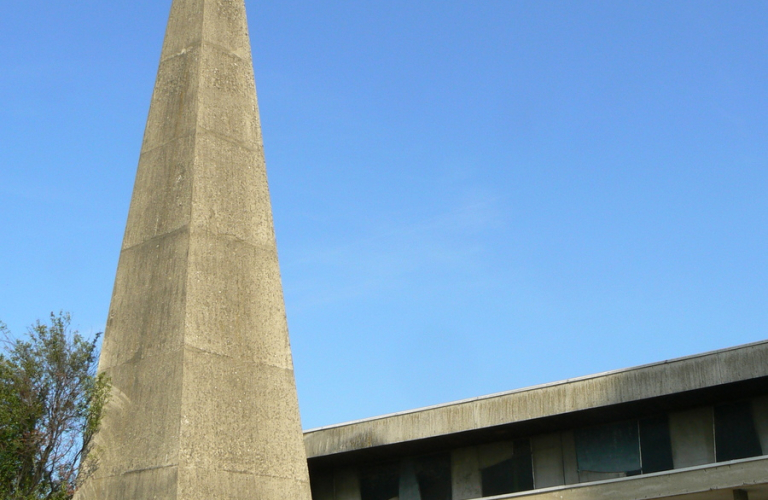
[311, 471, 335, 500]
[561, 430, 580, 484]
[531, 433, 565, 488]
[752, 396, 768, 455]
[669, 407, 715, 468]
[335, 467, 362, 500]
[74, 1, 311, 498]
[400, 458, 421, 500]
[451, 446, 482, 500]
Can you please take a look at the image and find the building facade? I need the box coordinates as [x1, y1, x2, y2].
[304, 341, 768, 500]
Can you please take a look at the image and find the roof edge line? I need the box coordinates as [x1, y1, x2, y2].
[304, 338, 768, 434]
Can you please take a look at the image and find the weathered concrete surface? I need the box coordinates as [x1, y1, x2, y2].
[531, 433, 565, 488]
[451, 447, 482, 500]
[669, 407, 715, 468]
[561, 430, 579, 485]
[754, 396, 768, 454]
[75, 0, 311, 498]
[334, 467, 361, 500]
[305, 341, 768, 459]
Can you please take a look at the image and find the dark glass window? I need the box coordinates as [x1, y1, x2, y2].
[360, 462, 399, 500]
[481, 439, 534, 496]
[639, 415, 674, 473]
[360, 455, 451, 500]
[308, 468, 334, 500]
[575, 421, 641, 475]
[415, 454, 452, 500]
[715, 401, 762, 462]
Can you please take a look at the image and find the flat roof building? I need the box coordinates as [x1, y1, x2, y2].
[304, 340, 768, 500]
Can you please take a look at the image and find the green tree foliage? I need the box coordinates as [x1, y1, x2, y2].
[0, 313, 110, 500]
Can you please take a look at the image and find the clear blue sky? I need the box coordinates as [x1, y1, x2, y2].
[1, 1, 766, 430]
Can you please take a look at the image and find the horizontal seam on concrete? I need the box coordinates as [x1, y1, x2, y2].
[216, 232, 249, 245]
[188, 229, 255, 246]
[182, 467, 307, 481]
[139, 132, 197, 157]
[304, 340, 768, 434]
[182, 344, 294, 372]
[200, 40, 249, 63]
[159, 40, 251, 69]
[135, 113, 261, 159]
[185, 229, 277, 252]
[121, 227, 275, 257]
[197, 125, 260, 153]
[122, 464, 177, 476]
[89, 464, 178, 480]
[121, 224, 190, 252]
[160, 41, 203, 63]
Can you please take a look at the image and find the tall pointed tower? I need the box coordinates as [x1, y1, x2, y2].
[76, 1, 312, 498]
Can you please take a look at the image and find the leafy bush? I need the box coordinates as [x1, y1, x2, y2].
[0, 313, 110, 500]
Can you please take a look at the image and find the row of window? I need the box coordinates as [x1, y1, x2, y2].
[350, 399, 767, 500]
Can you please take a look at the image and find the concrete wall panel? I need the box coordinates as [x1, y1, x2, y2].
[95, 350, 184, 477]
[201, 0, 253, 61]
[532, 433, 565, 488]
[159, 0, 204, 60]
[400, 458, 421, 500]
[99, 232, 190, 369]
[335, 467, 362, 500]
[310, 471, 335, 500]
[190, 134, 274, 247]
[123, 136, 195, 248]
[561, 431, 579, 485]
[73, 466, 179, 500]
[196, 46, 261, 147]
[451, 446, 482, 500]
[184, 234, 291, 369]
[752, 395, 768, 455]
[178, 349, 307, 481]
[140, 47, 202, 154]
[669, 407, 715, 468]
[177, 467, 311, 500]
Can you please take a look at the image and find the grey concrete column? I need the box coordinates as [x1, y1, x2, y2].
[311, 472, 335, 500]
[74, 1, 311, 499]
[669, 407, 715, 468]
[752, 396, 768, 454]
[400, 458, 421, 500]
[451, 446, 482, 500]
[532, 433, 565, 488]
[561, 430, 580, 484]
[335, 467, 362, 500]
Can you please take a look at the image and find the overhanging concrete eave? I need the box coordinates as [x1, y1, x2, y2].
[304, 339, 768, 462]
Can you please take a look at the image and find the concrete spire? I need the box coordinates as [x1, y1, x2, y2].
[76, 0, 312, 498]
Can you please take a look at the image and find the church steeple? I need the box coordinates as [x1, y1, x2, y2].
[76, 1, 312, 497]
